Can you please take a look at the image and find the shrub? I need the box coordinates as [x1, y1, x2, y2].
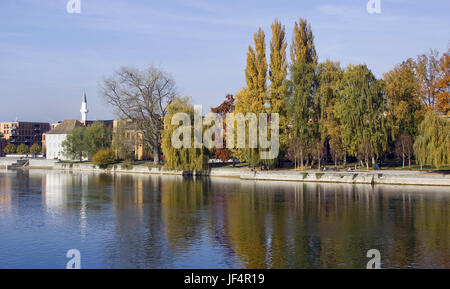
[17, 144, 29, 155]
[93, 148, 116, 168]
[4, 144, 16, 154]
[30, 144, 41, 155]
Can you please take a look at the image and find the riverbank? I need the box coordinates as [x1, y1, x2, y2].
[1, 158, 449, 186]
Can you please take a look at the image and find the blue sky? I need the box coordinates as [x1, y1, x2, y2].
[0, 0, 448, 122]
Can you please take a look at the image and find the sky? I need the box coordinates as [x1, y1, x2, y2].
[0, 0, 449, 123]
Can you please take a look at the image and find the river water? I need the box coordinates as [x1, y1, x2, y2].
[0, 170, 448, 269]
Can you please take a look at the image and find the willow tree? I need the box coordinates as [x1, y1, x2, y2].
[234, 28, 267, 167]
[268, 19, 288, 158]
[336, 64, 388, 169]
[317, 60, 344, 165]
[414, 110, 449, 169]
[288, 18, 318, 168]
[161, 97, 209, 171]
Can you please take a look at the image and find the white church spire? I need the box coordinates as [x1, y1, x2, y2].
[80, 90, 88, 122]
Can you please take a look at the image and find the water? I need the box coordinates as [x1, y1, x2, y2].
[0, 170, 448, 269]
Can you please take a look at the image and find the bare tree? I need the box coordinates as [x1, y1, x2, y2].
[395, 134, 414, 168]
[101, 66, 177, 165]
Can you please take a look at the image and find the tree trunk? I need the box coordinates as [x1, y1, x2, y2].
[402, 153, 405, 168]
[372, 156, 376, 169]
[408, 157, 411, 169]
[153, 145, 160, 165]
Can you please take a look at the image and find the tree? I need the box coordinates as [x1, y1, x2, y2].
[288, 18, 317, 168]
[62, 126, 86, 161]
[234, 28, 267, 167]
[311, 138, 326, 170]
[384, 58, 423, 140]
[161, 97, 209, 171]
[435, 49, 449, 115]
[336, 64, 388, 168]
[395, 134, 414, 168]
[317, 61, 344, 165]
[211, 94, 235, 162]
[101, 65, 177, 165]
[30, 144, 41, 155]
[268, 19, 289, 156]
[416, 49, 441, 110]
[93, 148, 116, 168]
[84, 122, 111, 159]
[4, 144, 16, 154]
[286, 137, 307, 170]
[414, 110, 449, 169]
[17, 144, 29, 155]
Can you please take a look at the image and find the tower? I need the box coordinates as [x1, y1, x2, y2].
[80, 91, 88, 122]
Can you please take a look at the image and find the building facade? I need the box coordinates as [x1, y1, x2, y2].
[0, 121, 50, 155]
[45, 120, 84, 160]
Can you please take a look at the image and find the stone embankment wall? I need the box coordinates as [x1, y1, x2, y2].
[1, 158, 448, 186]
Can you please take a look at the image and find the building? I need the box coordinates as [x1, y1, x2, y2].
[44, 92, 113, 160]
[0, 121, 50, 155]
[112, 119, 152, 160]
[45, 120, 84, 160]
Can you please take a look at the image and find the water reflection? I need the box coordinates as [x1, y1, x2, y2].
[0, 170, 448, 268]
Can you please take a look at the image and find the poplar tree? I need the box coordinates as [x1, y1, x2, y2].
[234, 28, 267, 167]
[288, 18, 317, 168]
[268, 19, 288, 157]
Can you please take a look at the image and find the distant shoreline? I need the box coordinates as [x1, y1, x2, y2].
[1, 158, 449, 187]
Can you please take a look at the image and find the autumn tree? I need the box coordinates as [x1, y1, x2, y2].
[211, 94, 234, 162]
[268, 19, 288, 156]
[416, 49, 441, 110]
[234, 28, 267, 167]
[384, 58, 423, 140]
[435, 49, 449, 114]
[101, 65, 177, 165]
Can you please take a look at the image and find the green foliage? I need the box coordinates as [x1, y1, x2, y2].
[29, 144, 41, 155]
[288, 18, 318, 168]
[93, 148, 116, 168]
[4, 144, 16, 154]
[17, 144, 29, 155]
[335, 64, 388, 165]
[414, 111, 449, 168]
[161, 97, 210, 171]
[84, 122, 111, 159]
[62, 126, 86, 161]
